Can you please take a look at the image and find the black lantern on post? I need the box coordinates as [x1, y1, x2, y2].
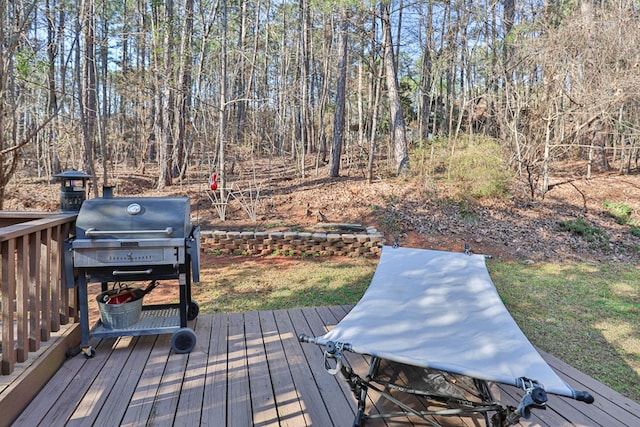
[53, 170, 92, 213]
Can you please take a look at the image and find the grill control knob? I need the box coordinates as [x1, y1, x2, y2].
[126, 203, 142, 215]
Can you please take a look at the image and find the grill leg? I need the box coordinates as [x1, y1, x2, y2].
[77, 271, 94, 356]
[179, 272, 188, 328]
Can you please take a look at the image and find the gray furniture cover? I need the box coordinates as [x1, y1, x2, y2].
[317, 245, 581, 399]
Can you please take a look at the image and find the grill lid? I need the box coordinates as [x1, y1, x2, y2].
[75, 196, 191, 240]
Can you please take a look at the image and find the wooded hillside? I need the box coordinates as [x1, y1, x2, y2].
[2, 1, 640, 209]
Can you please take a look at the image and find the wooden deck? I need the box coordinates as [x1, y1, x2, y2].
[9, 306, 640, 427]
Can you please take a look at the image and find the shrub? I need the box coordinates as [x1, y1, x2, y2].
[558, 217, 609, 248]
[413, 136, 513, 199]
[603, 200, 633, 225]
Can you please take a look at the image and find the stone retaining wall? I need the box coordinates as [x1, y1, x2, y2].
[201, 228, 384, 257]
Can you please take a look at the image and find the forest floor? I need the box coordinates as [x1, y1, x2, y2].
[6, 157, 640, 264]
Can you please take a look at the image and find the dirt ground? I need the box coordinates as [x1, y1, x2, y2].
[5, 159, 640, 264]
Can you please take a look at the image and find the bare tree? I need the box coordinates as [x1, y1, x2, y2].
[419, 0, 433, 141]
[218, 0, 229, 197]
[511, 1, 640, 196]
[298, 0, 312, 177]
[0, 1, 21, 210]
[175, 0, 195, 181]
[79, 0, 98, 196]
[45, 0, 62, 176]
[0, 1, 67, 209]
[152, 0, 176, 189]
[330, 7, 348, 177]
[380, 1, 408, 174]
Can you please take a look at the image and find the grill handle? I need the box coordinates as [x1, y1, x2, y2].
[112, 268, 153, 276]
[84, 227, 174, 236]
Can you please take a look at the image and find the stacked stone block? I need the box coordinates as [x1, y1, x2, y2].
[202, 228, 384, 257]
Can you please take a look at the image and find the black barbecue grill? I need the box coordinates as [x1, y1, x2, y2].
[65, 195, 201, 356]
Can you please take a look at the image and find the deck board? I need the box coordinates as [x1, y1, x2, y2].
[273, 308, 335, 426]
[201, 312, 229, 426]
[258, 310, 306, 427]
[8, 306, 640, 427]
[149, 339, 189, 426]
[318, 305, 397, 426]
[120, 333, 172, 426]
[244, 310, 278, 426]
[228, 311, 253, 427]
[67, 336, 137, 426]
[539, 350, 640, 426]
[95, 334, 157, 426]
[174, 317, 209, 426]
[290, 307, 356, 425]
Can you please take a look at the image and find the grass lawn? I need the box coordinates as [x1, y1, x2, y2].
[196, 253, 640, 403]
[196, 254, 377, 312]
[489, 260, 640, 403]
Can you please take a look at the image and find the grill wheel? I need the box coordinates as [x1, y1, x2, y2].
[171, 328, 197, 353]
[187, 301, 200, 321]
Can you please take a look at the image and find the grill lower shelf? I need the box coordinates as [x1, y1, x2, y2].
[90, 305, 182, 339]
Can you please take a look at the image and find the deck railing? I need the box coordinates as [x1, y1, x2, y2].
[0, 213, 78, 375]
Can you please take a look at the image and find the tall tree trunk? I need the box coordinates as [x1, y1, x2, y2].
[138, 0, 151, 170]
[99, 0, 109, 187]
[503, 0, 514, 75]
[0, 0, 13, 209]
[380, 1, 408, 174]
[246, 0, 261, 155]
[218, 0, 228, 198]
[316, 12, 333, 165]
[592, 121, 610, 172]
[299, 0, 310, 177]
[394, 0, 403, 72]
[80, 0, 97, 195]
[234, 0, 247, 145]
[420, 0, 433, 141]
[367, 12, 383, 184]
[329, 8, 348, 178]
[156, 0, 175, 189]
[45, 0, 61, 176]
[119, 0, 129, 137]
[176, 0, 194, 181]
[500, 0, 515, 144]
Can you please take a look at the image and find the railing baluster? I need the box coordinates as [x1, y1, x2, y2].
[50, 225, 61, 332]
[29, 230, 41, 352]
[62, 221, 75, 321]
[16, 236, 29, 363]
[41, 228, 52, 342]
[1, 239, 17, 375]
[57, 224, 69, 325]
